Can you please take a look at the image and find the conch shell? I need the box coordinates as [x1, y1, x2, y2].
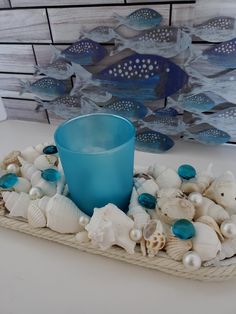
[143, 219, 166, 257]
[28, 199, 47, 228]
[2, 191, 30, 219]
[204, 171, 236, 215]
[165, 235, 192, 261]
[194, 196, 229, 224]
[148, 163, 181, 189]
[86, 203, 136, 254]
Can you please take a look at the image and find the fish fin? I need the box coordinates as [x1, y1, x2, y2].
[191, 112, 205, 124]
[111, 34, 126, 56]
[19, 80, 31, 96]
[184, 45, 203, 67]
[113, 13, 125, 27]
[50, 45, 62, 63]
[186, 66, 211, 86]
[181, 25, 193, 34]
[34, 65, 41, 76]
[34, 97, 46, 111]
[70, 64, 94, 96]
[145, 108, 155, 117]
[80, 96, 101, 114]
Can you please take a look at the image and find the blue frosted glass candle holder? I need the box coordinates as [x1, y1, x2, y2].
[54, 113, 135, 216]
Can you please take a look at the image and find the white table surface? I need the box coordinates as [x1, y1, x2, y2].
[1, 120, 236, 314]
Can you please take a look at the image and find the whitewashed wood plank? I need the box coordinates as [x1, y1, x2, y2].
[2, 98, 49, 123]
[0, 74, 36, 99]
[0, 45, 36, 73]
[0, 9, 51, 43]
[48, 5, 170, 43]
[171, 3, 196, 27]
[33, 45, 69, 65]
[127, 0, 192, 2]
[11, 0, 123, 6]
[0, 0, 10, 8]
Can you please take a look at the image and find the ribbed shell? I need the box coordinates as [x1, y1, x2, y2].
[165, 235, 192, 261]
[28, 201, 47, 228]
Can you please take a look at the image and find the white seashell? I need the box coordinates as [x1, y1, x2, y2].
[14, 177, 31, 193]
[134, 176, 159, 196]
[194, 196, 229, 224]
[2, 191, 30, 219]
[143, 219, 166, 257]
[86, 203, 135, 254]
[34, 142, 51, 154]
[181, 181, 201, 194]
[18, 156, 38, 180]
[75, 230, 90, 243]
[127, 187, 150, 229]
[204, 171, 236, 215]
[157, 188, 184, 199]
[218, 237, 236, 260]
[34, 155, 58, 171]
[21, 146, 41, 163]
[192, 222, 221, 261]
[147, 164, 167, 179]
[165, 235, 192, 261]
[31, 171, 57, 197]
[157, 197, 195, 224]
[148, 164, 181, 189]
[1, 150, 21, 169]
[28, 201, 47, 228]
[195, 216, 224, 242]
[46, 194, 87, 234]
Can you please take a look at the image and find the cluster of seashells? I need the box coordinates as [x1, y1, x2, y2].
[1, 144, 236, 271]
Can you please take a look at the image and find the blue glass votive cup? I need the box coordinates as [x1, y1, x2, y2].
[54, 113, 135, 216]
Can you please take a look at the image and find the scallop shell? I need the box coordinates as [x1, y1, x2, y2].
[18, 156, 38, 180]
[192, 222, 222, 261]
[34, 155, 58, 171]
[165, 235, 192, 261]
[2, 191, 30, 219]
[1, 150, 21, 169]
[195, 215, 224, 242]
[28, 201, 47, 228]
[21, 146, 41, 163]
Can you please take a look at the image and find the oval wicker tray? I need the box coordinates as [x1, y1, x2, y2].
[0, 205, 236, 282]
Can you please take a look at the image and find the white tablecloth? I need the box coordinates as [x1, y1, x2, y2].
[0, 120, 236, 314]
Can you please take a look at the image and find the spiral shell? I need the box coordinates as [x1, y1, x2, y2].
[2, 191, 30, 219]
[28, 201, 47, 228]
[165, 235, 192, 261]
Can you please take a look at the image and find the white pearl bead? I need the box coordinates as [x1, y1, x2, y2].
[182, 251, 202, 270]
[130, 228, 142, 242]
[79, 216, 90, 227]
[6, 163, 20, 174]
[29, 187, 43, 200]
[220, 220, 236, 238]
[188, 192, 203, 205]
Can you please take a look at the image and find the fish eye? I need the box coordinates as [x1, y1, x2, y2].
[221, 193, 224, 197]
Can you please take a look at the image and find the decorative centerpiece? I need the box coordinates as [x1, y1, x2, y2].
[1, 140, 236, 281]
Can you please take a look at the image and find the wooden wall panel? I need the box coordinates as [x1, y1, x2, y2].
[0, 9, 51, 43]
[127, 0, 193, 2]
[48, 5, 170, 43]
[0, 45, 36, 73]
[171, 3, 195, 27]
[0, 0, 10, 8]
[2, 98, 49, 123]
[33, 45, 69, 65]
[11, 0, 124, 6]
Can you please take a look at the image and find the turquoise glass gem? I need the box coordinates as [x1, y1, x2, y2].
[172, 219, 196, 240]
[41, 169, 61, 182]
[138, 193, 157, 209]
[43, 145, 58, 155]
[0, 173, 18, 189]
[178, 164, 196, 180]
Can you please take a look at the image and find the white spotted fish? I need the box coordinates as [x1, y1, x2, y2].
[80, 26, 117, 43]
[113, 8, 163, 30]
[72, 53, 189, 102]
[136, 130, 175, 153]
[138, 114, 186, 135]
[50, 39, 107, 65]
[187, 16, 236, 42]
[34, 60, 74, 80]
[114, 26, 192, 58]
[184, 127, 231, 145]
[154, 107, 178, 116]
[19, 77, 71, 101]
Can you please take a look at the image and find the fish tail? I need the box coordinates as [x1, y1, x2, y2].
[34, 97, 45, 111]
[50, 45, 62, 63]
[80, 96, 101, 114]
[181, 25, 193, 35]
[111, 34, 126, 56]
[19, 80, 30, 96]
[191, 112, 205, 124]
[113, 13, 125, 27]
[184, 45, 202, 67]
[145, 107, 155, 117]
[33, 65, 41, 76]
[182, 129, 193, 140]
[70, 63, 93, 96]
[186, 66, 211, 86]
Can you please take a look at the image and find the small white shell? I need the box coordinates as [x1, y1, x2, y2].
[34, 142, 51, 154]
[157, 188, 184, 199]
[28, 201, 47, 228]
[134, 176, 159, 196]
[14, 177, 31, 193]
[34, 155, 58, 171]
[148, 164, 181, 189]
[2, 191, 30, 219]
[196, 216, 224, 242]
[18, 156, 38, 180]
[192, 222, 221, 261]
[75, 230, 90, 243]
[31, 171, 57, 197]
[143, 219, 166, 257]
[165, 235, 192, 261]
[21, 146, 41, 163]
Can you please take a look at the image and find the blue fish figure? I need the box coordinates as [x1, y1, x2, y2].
[73, 53, 189, 102]
[51, 39, 107, 65]
[102, 98, 149, 120]
[113, 8, 162, 30]
[154, 107, 178, 116]
[114, 26, 191, 58]
[80, 26, 117, 43]
[186, 16, 236, 42]
[19, 78, 71, 101]
[136, 130, 175, 153]
[138, 114, 186, 135]
[184, 128, 231, 145]
[34, 60, 74, 80]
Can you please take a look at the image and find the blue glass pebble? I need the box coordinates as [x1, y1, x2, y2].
[172, 219, 196, 240]
[178, 164, 196, 180]
[0, 173, 18, 189]
[41, 169, 61, 182]
[43, 145, 58, 155]
[138, 193, 157, 209]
